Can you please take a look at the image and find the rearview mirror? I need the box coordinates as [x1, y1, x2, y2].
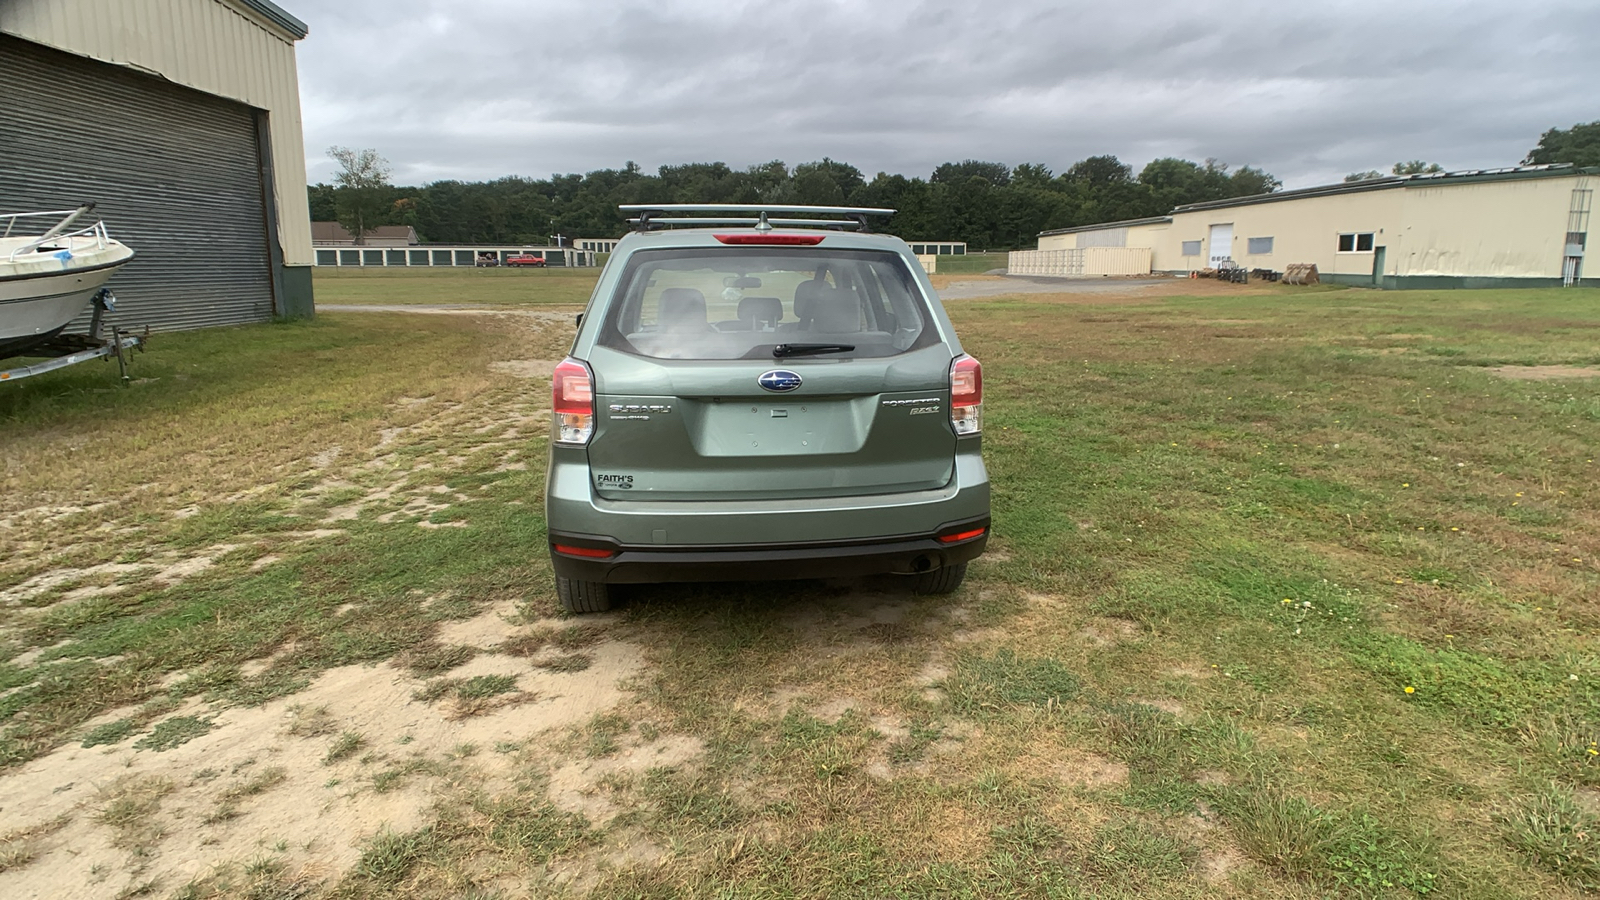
[733, 276, 762, 288]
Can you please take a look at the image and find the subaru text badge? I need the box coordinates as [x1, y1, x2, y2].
[757, 369, 803, 392]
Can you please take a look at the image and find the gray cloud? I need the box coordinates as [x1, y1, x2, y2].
[295, 0, 1600, 189]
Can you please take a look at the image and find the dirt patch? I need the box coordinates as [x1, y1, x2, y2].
[1078, 617, 1142, 646]
[1033, 749, 1128, 789]
[547, 734, 705, 825]
[1481, 364, 1600, 380]
[489, 359, 560, 379]
[0, 638, 646, 899]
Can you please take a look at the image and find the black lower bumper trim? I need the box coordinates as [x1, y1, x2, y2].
[549, 518, 988, 584]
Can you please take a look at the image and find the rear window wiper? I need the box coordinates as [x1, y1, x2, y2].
[772, 343, 856, 358]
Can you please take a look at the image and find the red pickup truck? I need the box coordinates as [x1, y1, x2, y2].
[506, 254, 547, 267]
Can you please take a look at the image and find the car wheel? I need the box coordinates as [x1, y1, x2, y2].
[911, 562, 967, 595]
[556, 576, 612, 613]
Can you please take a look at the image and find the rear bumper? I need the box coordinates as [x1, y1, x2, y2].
[549, 517, 988, 584]
[544, 438, 989, 583]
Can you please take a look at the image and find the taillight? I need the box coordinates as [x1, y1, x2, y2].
[937, 526, 987, 543]
[949, 354, 982, 435]
[552, 357, 595, 445]
[713, 233, 825, 245]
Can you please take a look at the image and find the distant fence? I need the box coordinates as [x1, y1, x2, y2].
[1007, 247, 1151, 277]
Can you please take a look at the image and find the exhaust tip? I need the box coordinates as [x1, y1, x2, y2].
[911, 555, 933, 572]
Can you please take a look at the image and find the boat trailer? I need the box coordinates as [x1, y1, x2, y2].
[0, 289, 147, 384]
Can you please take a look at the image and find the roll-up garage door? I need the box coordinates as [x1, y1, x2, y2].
[0, 34, 275, 333]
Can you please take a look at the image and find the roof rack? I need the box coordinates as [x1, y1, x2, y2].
[619, 204, 895, 233]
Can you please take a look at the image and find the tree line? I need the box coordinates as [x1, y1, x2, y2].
[310, 154, 1280, 249]
[310, 121, 1600, 249]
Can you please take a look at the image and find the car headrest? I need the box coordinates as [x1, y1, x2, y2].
[658, 287, 708, 332]
[737, 296, 783, 328]
[810, 288, 861, 333]
[793, 279, 828, 320]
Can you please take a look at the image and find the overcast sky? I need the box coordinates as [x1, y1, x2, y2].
[295, 0, 1600, 191]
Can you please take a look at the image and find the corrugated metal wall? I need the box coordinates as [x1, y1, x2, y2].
[0, 34, 275, 332]
[1007, 248, 1151, 277]
[0, 0, 313, 267]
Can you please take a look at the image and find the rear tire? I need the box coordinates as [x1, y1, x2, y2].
[557, 577, 612, 613]
[911, 562, 967, 595]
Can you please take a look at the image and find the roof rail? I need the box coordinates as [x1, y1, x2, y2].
[619, 204, 895, 233]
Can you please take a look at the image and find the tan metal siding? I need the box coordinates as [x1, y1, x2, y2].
[1162, 190, 1406, 275]
[0, 0, 313, 267]
[1395, 178, 1579, 278]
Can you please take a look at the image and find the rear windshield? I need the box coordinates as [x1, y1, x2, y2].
[597, 247, 938, 360]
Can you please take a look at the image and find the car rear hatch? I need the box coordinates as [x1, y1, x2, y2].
[583, 242, 956, 502]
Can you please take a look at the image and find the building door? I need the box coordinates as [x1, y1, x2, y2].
[1371, 246, 1386, 287]
[0, 34, 275, 334]
[1208, 224, 1233, 267]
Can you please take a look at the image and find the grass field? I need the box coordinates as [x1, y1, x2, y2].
[314, 266, 598, 306]
[931, 250, 1009, 274]
[1, 275, 1598, 898]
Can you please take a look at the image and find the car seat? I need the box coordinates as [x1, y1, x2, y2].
[810, 288, 862, 333]
[658, 288, 712, 332]
[736, 296, 783, 330]
[791, 277, 829, 330]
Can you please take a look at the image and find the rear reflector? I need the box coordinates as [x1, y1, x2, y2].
[937, 527, 987, 544]
[553, 544, 616, 559]
[713, 233, 825, 245]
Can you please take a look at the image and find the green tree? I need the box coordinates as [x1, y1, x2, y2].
[932, 160, 1011, 187]
[1524, 121, 1600, 167]
[1229, 165, 1281, 195]
[306, 183, 337, 221]
[327, 146, 392, 244]
[1065, 155, 1134, 186]
[1393, 160, 1445, 175]
[1344, 170, 1385, 183]
[1010, 163, 1053, 189]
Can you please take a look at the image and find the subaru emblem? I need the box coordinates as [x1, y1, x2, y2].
[757, 369, 803, 392]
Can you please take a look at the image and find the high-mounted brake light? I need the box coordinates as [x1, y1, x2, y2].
[552, 357, 595, 445]
[949, 354, 982, 435]
[713, 233, 825, 245]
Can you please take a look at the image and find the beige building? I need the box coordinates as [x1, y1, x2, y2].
[1, 0, 315, 328]
[1033, 165, 1595, 288]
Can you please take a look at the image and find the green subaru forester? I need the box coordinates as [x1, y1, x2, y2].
[544, 205, 989, 612]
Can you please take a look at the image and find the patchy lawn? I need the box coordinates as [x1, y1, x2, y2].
[1, 279, 1597, 899]
[314, 265, 600, 307]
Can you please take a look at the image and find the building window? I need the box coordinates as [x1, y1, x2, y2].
[339, 249, 360, 266]
[1338, 232, 1375, 252]
[409, 250, 429, 265]
[316, 249, 337, 266]
[1181, 240, 1202, 256]
[1247, 237, 1274, 255]
[363, 250, 384, 266]
[386, 250, 406, 265]
[432, 250, 452, 266]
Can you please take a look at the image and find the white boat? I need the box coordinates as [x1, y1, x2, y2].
[0, 205, 135, 359]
